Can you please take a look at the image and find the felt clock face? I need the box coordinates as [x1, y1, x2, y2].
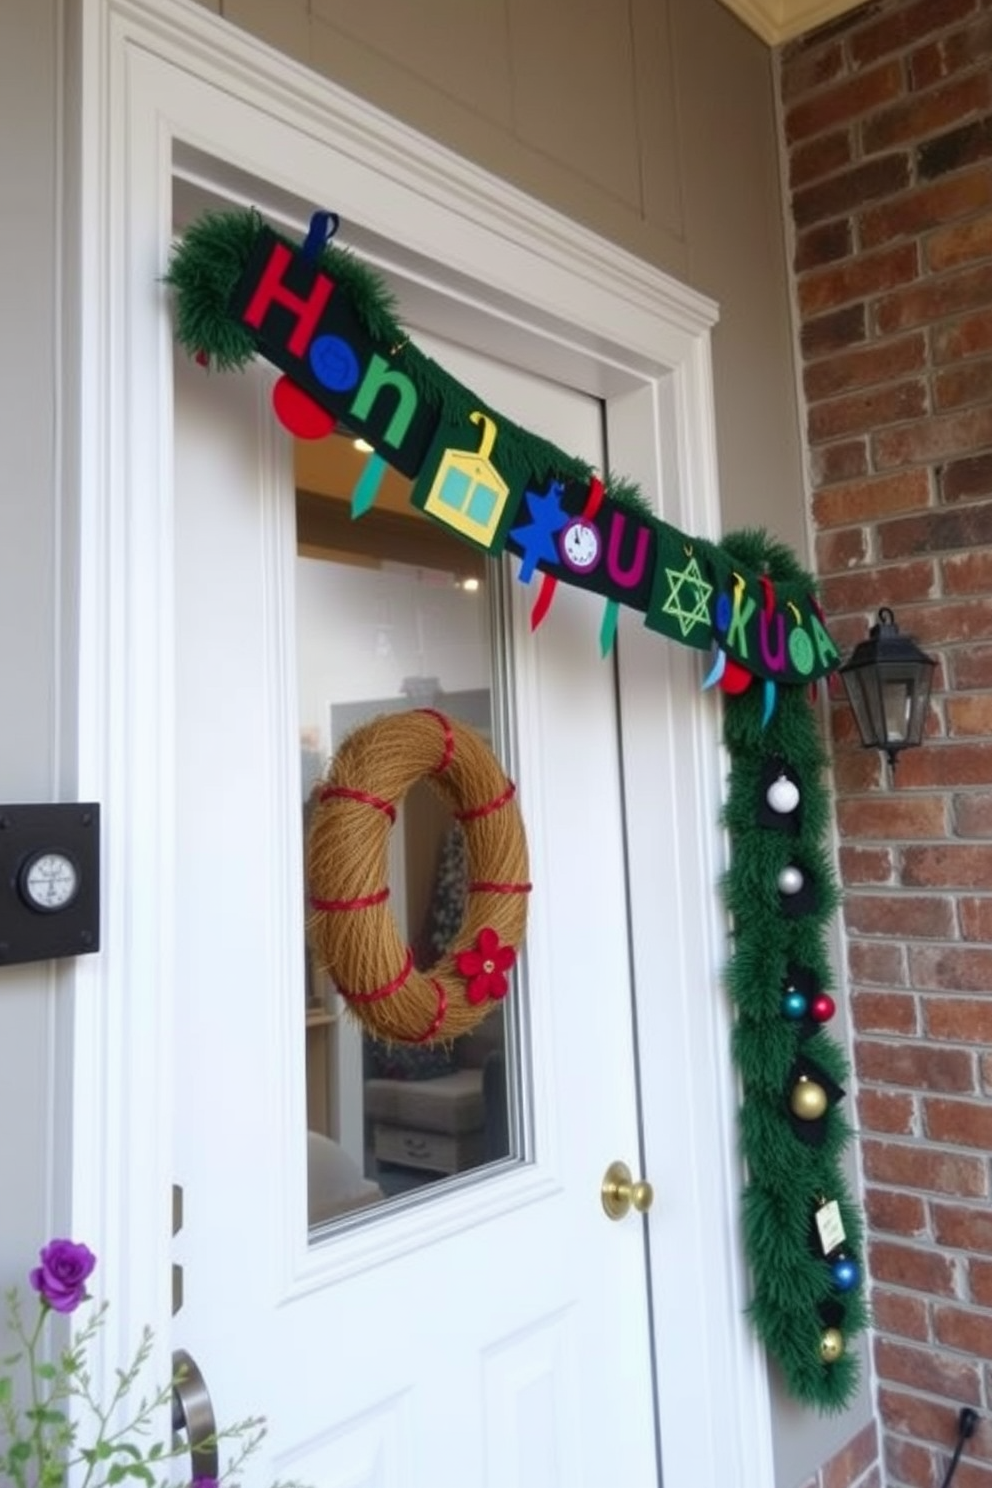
[559, 517, 601, 573]
[20, 851, 80, 912]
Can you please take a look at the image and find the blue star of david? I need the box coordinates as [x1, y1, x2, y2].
[509, 481, 569, 584]
[662, 555, 713, 637]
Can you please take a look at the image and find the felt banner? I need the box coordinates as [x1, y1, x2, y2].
[171, 213, 840, 691]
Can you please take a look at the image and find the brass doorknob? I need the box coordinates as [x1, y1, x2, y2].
[601, 1160, 654, 1221]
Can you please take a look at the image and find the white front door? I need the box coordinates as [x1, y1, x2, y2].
[171, 327, 659, 1488]
[73, 12, 777, 1487]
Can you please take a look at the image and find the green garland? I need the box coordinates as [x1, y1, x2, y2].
[721, 531, 866, 1409]
[165, 212, 866, 1410]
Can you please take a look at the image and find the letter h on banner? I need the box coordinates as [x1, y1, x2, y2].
[242, 240, 334, 356]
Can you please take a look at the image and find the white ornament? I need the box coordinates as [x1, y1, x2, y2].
[766, 775, 800, 814]
[778, 864, 804, 895]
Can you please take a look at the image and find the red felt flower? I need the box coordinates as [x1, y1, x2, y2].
[456, 927, 516, 1005]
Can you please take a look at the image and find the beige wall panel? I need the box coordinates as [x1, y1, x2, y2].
[0, 0, 62, 1304]
[631, 0, 685, 244]
[310, 0, 514, 129]
[506, 0, 642, 210]
[308, 13, 686, 272]
[669, 0, 808, 553]
[221, 0, 308, 62]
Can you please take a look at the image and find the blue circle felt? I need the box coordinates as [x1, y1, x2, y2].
[715, 592, 732, 633]
[310, 334, 360, 391]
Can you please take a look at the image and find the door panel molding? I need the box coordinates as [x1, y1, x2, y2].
[69, 3, 774, 1483]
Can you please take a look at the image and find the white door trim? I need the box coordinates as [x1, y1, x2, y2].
[67, 2, 775, 1483]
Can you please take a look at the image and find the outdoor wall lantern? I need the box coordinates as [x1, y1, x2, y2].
[838, 607, 936, 774]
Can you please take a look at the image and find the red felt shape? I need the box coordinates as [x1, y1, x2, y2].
[455, 926, 516, 1005]
[531, 574, 558, 631]
[718, 657, 754, 695]
[272, 375, 336, 439]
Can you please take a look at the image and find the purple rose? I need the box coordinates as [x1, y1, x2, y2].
[29, 1238, 97, 1314]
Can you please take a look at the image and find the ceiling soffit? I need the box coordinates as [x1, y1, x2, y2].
[718, 0, 866, 45]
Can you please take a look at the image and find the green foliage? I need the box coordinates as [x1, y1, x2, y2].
[164, 210, 266, 371]
[0, 1280, 284, 1487]
[721, 530, 868, 1411]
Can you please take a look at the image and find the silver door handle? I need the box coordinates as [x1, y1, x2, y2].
[172, 1348, 219, 1482]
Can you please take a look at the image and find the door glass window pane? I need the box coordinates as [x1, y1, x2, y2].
[296, 432, 522, 1235]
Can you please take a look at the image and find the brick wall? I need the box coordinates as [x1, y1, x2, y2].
[802, 1421, 881, 1488]
[780, 2, 992, 1485]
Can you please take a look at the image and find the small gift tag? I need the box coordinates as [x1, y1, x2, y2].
[815, 1199, 846, 1256]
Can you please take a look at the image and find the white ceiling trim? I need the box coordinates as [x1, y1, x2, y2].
[719, 0, 866, 45]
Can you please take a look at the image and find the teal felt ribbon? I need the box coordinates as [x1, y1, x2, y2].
[351, 451, 388, 519]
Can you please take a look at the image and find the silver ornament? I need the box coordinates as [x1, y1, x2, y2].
[766, 775, 800, 814]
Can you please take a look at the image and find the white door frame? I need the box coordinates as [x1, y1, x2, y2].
[66, 2, 774, 1482]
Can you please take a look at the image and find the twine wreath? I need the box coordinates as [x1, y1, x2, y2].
[306, 708, 530, 1045]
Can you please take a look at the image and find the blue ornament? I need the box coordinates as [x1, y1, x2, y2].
[782, 989, 807, 1020]
[832, 1256, 860, 1292]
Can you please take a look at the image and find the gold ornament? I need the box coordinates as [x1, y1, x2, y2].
[790, 1075, 828, 1120]
[819, 1327, 844, 1363]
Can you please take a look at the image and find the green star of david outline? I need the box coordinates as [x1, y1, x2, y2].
[661, 554, 714, 637]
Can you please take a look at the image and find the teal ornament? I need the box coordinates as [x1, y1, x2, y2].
[782, 989, 807, 1020]
[832, 1256, 860, 1292]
